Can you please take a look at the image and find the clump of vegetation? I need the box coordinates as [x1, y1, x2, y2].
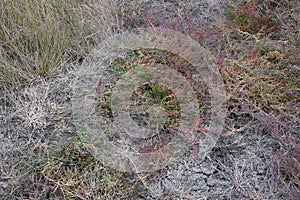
[221, 1, 300, 198]
[42, 128, 142, 199]
[132, 83, 180, 127]
[0, 0, 116, 88]
[103, 48, 209, 154]
[226, 0, 280, 34]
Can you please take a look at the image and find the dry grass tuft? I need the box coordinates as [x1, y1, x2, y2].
[0, 0, 117, 88]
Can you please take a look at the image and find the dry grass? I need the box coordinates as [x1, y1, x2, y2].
[0, 0, 117, 88]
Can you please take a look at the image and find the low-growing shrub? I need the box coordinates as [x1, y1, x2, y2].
[226, 0, 280, 34]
